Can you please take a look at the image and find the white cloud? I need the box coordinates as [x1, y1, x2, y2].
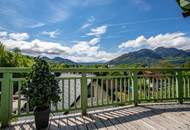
[0, 31, 7, 38]
[81, 16, 95, 29]
[0, 31, 118, 62]
[118, 32, 190, 52]
[89, 38, 100, 45]
[9, 33, 29, 41]
[86, 25, 107, 37]
[81, 23, 91, 30]
[29, 23, 45, 28]
[41, 30, 60, 38]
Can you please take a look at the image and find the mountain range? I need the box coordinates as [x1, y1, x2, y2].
[107, 47, 190, 66]
[42, 47, 190, 66]
[42, 56, 77, 65]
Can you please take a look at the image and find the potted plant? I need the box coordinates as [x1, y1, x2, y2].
[22, 57, 60, 129]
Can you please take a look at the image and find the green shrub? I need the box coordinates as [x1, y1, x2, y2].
[22, 57, 60, 109]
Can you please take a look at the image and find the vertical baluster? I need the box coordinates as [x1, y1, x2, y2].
[81, 73, 87, 115]
[74, 78, 77, 109]
[152, 77, 155, 99]
[172, 77, 175, 99]
[120, 78, 122, 103]
[156, 78, 158, 99]
[91, 78, 93, 107]
[165, 79, 167, 99]
[165, 78, 168, 99]
[68, 79, 70, 110]
[55, 79, 59, 112]
[168, 77, 171, 99]
[139, 76, 141, 100]
[160, 79, 163, 99]
[148, 78, 150, 100]
[111, 78, 113, 104]
[167, 78, 169, 99]
[171, 77, 173, 98]
[143, 77, 146, 100]
[132, 71, 138, 106]
[174, 76, 177, 99]
[96, 78, 98, 106]
[115, 78, 118, 104]
[17, 81, 21, 116]
[101, 78, 103, 105]
[124, 77, 127, 103]
[184, 77, 186, 98]
[176, 71, 183, 104]
[128, 77, 131, 101]
[62, 79, 64, 110]
[106, 79, 109, 105]
[140, 77, 143, 100]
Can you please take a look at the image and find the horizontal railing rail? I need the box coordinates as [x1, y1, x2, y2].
[0, 67, 190, 127]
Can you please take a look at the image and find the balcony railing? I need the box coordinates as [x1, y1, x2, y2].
[0, 67, 190, 127]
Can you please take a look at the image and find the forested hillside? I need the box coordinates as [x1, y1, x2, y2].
[0, 42, 34, 67]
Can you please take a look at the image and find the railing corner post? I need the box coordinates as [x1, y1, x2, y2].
[176, 71, 183, 104]
[81, 73, 87, 115]
[0, 72, 12, 128]
[132, 71, 138, 106]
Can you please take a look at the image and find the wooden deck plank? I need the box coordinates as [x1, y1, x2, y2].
[118, 107, 154, 130]
[162, 112, 190, 129]
[131, 110, 167, 130]
[89, 113, 107, 130]
[149, 106, 190, 130]
[94, 113, 116, 130]
[149, 113, 185, 130]
[97, 113, 125, 129]
[121, 109, 160, 130]
[106, 110, 136, 130]
[113, 110, 146, 129]
[74, 116, 88, 130]
[102, 112, 131, 130]
[176, 112, 190, 123]
[82, 116, 97, 130]
[6, 103, 190, 130]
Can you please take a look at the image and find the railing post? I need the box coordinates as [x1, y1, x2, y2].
[0, 72, 12, 128]
[132, 71, 138, 106]
[176, 71, 183, 104]
[81, 73, 87, 115]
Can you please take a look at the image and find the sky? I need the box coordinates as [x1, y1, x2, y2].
[0, 0, 190, 62]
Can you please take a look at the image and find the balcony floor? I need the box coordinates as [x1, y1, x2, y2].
[6, 103, 190, 130]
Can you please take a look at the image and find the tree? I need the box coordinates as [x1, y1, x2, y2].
[0, 42, 8, 66]
[176, 0, 190, 17]
[0, 42, 34, 67]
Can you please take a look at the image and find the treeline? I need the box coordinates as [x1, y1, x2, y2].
[0, 42, 34, 67]
[116, 60, 190, 68]
[0, 42, 75, 68]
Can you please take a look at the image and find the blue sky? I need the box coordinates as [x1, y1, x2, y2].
[0, 0, 190, 62]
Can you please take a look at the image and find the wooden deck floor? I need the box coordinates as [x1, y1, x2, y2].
[5, 103, 190, 130]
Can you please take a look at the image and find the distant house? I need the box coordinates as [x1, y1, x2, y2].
[108, 64, 115, 68]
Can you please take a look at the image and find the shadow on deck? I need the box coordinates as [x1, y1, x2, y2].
[8, 103, 190, 130]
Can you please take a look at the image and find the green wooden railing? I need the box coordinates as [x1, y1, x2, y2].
[0, 67, 190, 127]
